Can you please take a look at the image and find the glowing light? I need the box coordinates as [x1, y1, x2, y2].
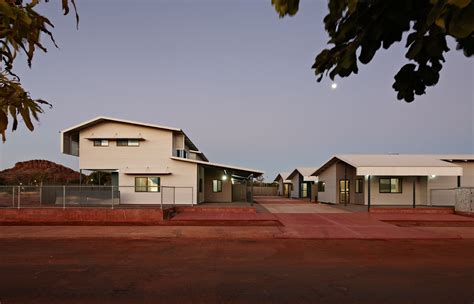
[431, 175, 436, 178]
[331, 83, 338, 90]
[222, 175, 228, 181]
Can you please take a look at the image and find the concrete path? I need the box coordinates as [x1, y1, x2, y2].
[260, 203, 350, 213]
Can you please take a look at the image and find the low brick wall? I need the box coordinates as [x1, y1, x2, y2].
[369, 207, 454, 214]
[0, 208, 165, 225]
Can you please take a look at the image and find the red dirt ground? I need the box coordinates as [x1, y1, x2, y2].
[0, 239, 473, 304]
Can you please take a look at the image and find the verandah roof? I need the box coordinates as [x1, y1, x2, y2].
[312, 154, 465, 177]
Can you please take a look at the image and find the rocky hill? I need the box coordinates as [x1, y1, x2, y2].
[0, 160, 83, 185]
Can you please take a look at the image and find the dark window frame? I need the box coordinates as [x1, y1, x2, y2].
[134, 176, 160, 193]
[212, 179, 222, 193]
[117, 139, 140, 147]
[93, 139, 109, 147]
[317, 181, 326, 192]
[199, 178, 203, 193]
[379, 177, 402, 193]
[355, 178, 363, 193]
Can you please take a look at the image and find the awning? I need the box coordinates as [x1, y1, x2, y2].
[170, 157, 263, 177]
[356, 166, 462, 176]
[122, 167, 171, 175]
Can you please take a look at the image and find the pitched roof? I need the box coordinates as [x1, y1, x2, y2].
[61, 116, 208, 161]
[312, 154, 468, 177]
[273, 172, 291, 182]
[287, 167, 319, 182]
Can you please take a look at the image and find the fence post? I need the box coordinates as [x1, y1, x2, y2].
[191, 187, 194, 206]
[111, 186, 114, 209]
[12, 186, 15, 208]
[160, 186, 163, 210]
[17, 186, 21, 209]
[173, 187, 176, 206]
[63, 186, 66, 210]
[39, 185, 42, 206]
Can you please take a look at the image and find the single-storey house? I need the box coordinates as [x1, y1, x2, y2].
[312, 154, 474, 207]
[286, 167, 319, 200]
[61, 116, 263, 205]
[273, 172, 292, 197]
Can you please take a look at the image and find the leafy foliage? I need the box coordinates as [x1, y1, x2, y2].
[272, 0, 474, 102]
[0, 0, 77, 141]
[271, 0, 299, 17]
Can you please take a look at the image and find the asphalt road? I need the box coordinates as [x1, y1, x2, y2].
[1, 239, 473, 303]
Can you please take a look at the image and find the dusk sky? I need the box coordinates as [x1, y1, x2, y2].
[0, 0, 472, 180]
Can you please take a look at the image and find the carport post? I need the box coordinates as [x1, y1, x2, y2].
[160, 187, 163, 210]
[367, 176, 371, 212]
[412, 177, 416, 209]
[250, 174, 254, 206]
[17, 186, 20, 209]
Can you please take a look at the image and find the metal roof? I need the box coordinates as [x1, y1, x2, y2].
[287, 167, 319, 181]
[61, 116, 208, 162]
[170, 157, 264, 177]
[273, 172, 291, 182]
[311, 154, 468, 177]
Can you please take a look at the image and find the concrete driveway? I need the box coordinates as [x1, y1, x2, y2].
[255, 196, 350, 214]
[260, 203, 350, 213]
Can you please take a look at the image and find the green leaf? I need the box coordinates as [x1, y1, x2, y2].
[348, 0, 358, 13]
[271, 0, 300, 18]
[448, 0, 472, 8]
[406, 39, 423, 59]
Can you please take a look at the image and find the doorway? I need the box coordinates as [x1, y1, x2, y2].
[339, 179, 350, 204]
[284, 184, 291, 198]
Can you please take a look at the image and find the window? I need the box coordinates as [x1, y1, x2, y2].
[135, 177, 160, 192]
[355, 179, 363, 193]
[176, 149, 188, 158]
[199, 178, 203, 193]
[339, 179, 350, 204]
[300, 183, 308, 198]
[212, 179, 222, 193]
[317, 181, 325, 192]
[117, 139, 140, 146]
[379, 178, 402, 193]
[93, 139, 109, 146]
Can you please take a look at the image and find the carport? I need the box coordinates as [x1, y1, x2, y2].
[197, 162, 263, 204]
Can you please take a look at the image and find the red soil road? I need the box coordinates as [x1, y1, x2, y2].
[1, 239, 473, 304]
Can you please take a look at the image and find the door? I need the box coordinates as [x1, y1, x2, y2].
[284, 184, 290, 197]
[339, 179, 350, 204]
[300, 182, 308, 198]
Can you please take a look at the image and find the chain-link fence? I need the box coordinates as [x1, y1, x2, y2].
[0, 185, 194, 209]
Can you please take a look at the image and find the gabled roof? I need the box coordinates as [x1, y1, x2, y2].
[311, 154, 467, 177]
[61, 116, 208, 161]
[287, 167, 319, 182]
[273, 172, 291, 182]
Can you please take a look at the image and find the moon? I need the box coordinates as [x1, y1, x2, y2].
[331, 83, 338, 90]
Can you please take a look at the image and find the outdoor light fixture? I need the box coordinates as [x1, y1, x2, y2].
[431, 175, 436, 178]
[331, 83, 338, 90]
[222, 175, 228, 181]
